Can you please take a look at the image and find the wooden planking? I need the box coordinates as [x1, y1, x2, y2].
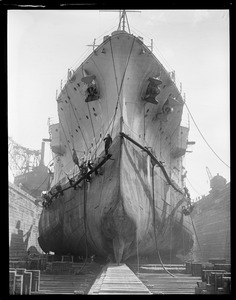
[33, 265, 102, 294]
[138, 272, 201, 294]
[88, 263, 152, 294]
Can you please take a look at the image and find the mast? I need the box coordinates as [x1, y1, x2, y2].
[100, 9, 141, 33]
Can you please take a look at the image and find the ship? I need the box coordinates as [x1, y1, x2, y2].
[192, 173, 230, 263]
[38, 10, 195, 263]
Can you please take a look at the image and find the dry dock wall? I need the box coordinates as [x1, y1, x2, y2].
[9, 182, 43, 259]
[192, 183, 230, 262]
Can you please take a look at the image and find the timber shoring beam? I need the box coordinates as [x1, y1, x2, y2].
[119, 132, 184, 195]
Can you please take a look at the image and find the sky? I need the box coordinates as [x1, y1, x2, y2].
[8, 9, 230, 199]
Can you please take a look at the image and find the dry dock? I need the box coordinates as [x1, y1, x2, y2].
[10, 263, 203, 295]
[10, 262, 230, 294]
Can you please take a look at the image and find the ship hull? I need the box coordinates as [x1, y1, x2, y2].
[38, 30, 194, 262]
[38, 134, 193, 262]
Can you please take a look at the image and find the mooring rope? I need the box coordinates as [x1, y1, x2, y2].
[151, 164, 175, 277]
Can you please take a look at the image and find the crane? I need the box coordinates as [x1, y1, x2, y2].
[8, 137, 51, 197]
[8, 137, 43, 178]
[206, 166, 213, 182]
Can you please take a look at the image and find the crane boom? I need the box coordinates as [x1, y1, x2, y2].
[206, 166, 213, 181]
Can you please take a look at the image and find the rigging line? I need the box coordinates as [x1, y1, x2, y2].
[132, 155, 141, 276]
[129, 25, 153, 42]
[90, 115, 115, 160]
[130, 24, 172, 71]
[110, 36, 136, 136]
[109, 37, 119, 95]
[186, 177, 203, 197]
[169, 189, 173, 264]
[70, 47, 91, 70]
[152, 165, 175, 277]
[90, 56, 110, 122]
[73, 181, 89, 276]
[184, 102, 230, 169]
[120, 132, 184, 195]
[86, 102, 98, 158]
[65, 93, 75, 148]
[189, 213, 203, 261]
[182, 220, 186, 259]
[64, 85, 89, 151]
[136, 230, 140, 276]
[83, 180, 89, 262]
[153, 44, 174, 72]
[94, 23, 118, 41]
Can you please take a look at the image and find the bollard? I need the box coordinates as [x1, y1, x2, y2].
[9, 271, 16, 295]
[23, 272, 32, 295]
[15, 274, 23, 295]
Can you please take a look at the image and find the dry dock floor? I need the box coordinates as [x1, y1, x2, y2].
[32, 263, 201, 294]
[138, 272, 201, 294]
[130, 264, 202, 294]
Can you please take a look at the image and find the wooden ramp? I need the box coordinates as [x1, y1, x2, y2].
[88, 263, 152, 294]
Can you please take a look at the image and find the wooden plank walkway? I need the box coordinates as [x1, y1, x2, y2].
[88, 263, 152, 294]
